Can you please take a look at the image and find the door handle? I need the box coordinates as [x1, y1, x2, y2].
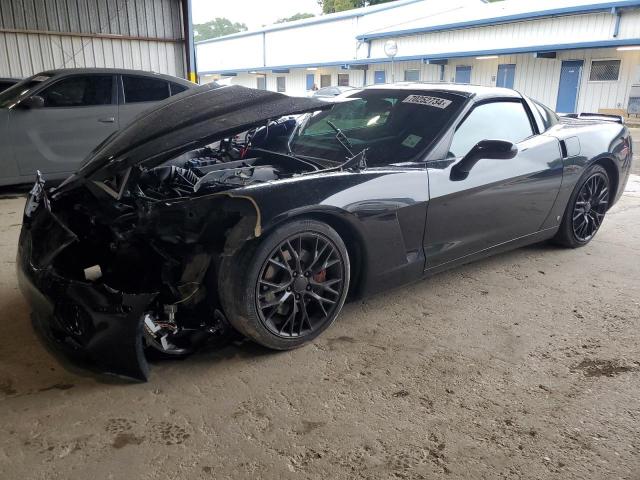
[98, 117, 115, 123]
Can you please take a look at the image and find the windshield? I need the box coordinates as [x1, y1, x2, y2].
[0, 74, 52, 108]
[291, 89, 467, 165]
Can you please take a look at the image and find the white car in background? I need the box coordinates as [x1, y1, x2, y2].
[0, 68, 196, 187]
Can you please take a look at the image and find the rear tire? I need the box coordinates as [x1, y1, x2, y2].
[219, 219, 350, 350]
[553, 164, 610, 248]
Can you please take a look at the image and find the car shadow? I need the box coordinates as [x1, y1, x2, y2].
[1, 238, 563, 390]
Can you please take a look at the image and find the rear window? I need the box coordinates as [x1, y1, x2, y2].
[169, 82, 188, 96]
[532, 99, 559, 131]
[123, 75, 170, 103]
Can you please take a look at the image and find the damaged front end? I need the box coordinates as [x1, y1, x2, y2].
[17, 85, 332, 380]
[17, 172, 250, 380]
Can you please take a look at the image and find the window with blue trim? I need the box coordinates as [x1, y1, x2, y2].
[404, 70, 420, 82]
[589, 60, 620, 82]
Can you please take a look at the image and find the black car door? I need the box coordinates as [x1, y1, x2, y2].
[424, 98, 563, 270]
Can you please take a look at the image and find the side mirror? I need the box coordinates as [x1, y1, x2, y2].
[451, 139, 517, 181]
[18, 95, 45, 109]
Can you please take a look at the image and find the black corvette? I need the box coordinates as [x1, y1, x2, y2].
[17, 83, 633, 380]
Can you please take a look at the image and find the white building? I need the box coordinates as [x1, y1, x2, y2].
[196, 0, 640, 115]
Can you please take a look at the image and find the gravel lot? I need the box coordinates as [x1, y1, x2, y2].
[1, 132, 638, 480]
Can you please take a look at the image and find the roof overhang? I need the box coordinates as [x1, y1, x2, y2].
[356, 0, 640, 42]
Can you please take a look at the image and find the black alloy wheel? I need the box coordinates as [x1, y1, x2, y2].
[256, 233, 345, 338]
[571, 171, 609, 242]
[554, 164, 610, 248]
[219, 219, 350, 350]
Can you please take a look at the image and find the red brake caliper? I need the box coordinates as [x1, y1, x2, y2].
[312, 269, 327, 283]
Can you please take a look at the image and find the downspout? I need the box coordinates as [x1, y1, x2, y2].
[262, 31, 267, 67]
[612, 7, 622, 38]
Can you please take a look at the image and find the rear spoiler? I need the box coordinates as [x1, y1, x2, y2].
[560, 112, 625, 124]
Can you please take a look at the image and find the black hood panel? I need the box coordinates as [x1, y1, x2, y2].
[77, 84, 331, 179]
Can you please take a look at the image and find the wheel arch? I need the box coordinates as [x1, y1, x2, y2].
[591, 157, 619, 209]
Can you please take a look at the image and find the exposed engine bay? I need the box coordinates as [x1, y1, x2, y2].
[131, 117, 321, 200]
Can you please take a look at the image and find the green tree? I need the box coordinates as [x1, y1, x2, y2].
[275, 12, 315, 23]
[319, 0, 396, 14]
[193, 18, 248, 42]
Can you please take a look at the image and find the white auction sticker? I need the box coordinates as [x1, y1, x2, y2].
[402, 95, 452, 109]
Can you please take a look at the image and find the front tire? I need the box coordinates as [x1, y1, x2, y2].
[554, 164, 610, 248]
[219, 219, 350, 350]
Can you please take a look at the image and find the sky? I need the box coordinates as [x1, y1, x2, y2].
[192, 0, 323, 30]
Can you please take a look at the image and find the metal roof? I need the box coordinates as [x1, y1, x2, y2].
[357, 0, 640, 41]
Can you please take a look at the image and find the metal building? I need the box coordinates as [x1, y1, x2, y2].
[197, 0, 640, 116]
[0, 0, 195, 80]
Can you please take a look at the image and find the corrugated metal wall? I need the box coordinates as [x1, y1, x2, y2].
[0, 0, 186, 78]
[367, 12, 625, 60]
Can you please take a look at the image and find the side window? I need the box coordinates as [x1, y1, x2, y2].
[449, 101, 534, 158]
[169, 82, 188, 96]
[41, 75, 113, 107]
[123, 76, 170, 103]
[276, 76, 286, 93]
[320, 74, 331, 88]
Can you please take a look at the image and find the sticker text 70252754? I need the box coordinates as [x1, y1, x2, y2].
[402, 95, 452, 109]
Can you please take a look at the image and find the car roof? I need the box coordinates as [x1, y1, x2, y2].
[38, 68, 196, 86]
[363, 82, 522, 101]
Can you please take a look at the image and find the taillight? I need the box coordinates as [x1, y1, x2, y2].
[620, 136, 631, 160]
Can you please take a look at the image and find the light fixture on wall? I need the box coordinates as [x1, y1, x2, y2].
[616, 45, 640, 51]
[384, 40, 398, 83]
[306, 67, 318, 71]
[476, 55, 499, 60]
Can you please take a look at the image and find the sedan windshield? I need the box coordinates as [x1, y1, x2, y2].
[290, 89, 466, 165]
[0, 74, 51, 108]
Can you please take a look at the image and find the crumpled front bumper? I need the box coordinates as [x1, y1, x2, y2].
[17, 193, 158, 381]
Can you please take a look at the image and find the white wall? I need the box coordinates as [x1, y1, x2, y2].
[206, 67, 366, 96]
[438, 48, 640, 112]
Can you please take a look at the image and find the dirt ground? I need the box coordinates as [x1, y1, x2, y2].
[1, 136, 639, 479]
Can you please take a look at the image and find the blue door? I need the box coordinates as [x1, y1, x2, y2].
[306, 73, 315, 91]
[455, 66, 471, 84]
[374, 70, 386, 84]
[556, 60, 583, 113]
[496, 64, 516, 88]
